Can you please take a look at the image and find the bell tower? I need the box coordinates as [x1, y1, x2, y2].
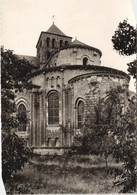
[36, 23, 72, 68]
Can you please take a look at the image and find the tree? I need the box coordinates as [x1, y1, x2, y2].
[111, 20, 136, 192]
[72, 85, 136, 192]
[112, 97, 136, 193]
[112, 19, 137, 79]
[1, 48, 34, 181]
[81, 92, 120, 168]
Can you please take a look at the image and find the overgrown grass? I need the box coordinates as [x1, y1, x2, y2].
[4, 154, 123, 194]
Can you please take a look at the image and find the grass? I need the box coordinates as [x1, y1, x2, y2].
[4, 154, 123, 194]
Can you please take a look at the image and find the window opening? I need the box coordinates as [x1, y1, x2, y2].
[48, 92, 59, 124]
[83, 57, 88, 65]
[18, 104, 27, 131]
[78, 101, 84, 128]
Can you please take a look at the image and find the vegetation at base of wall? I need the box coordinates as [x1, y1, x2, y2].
[5, 155, 123, 194]
[2, 132, 32, 182]
[72, 86, 136, 193]
[1, 48, 34, 182]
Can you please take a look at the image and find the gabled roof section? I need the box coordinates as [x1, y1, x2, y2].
[46, 23, 66, 36]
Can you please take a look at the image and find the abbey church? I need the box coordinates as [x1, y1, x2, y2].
[16, 23, 130, 154]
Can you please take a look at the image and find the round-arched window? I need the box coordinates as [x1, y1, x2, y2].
[46, 37, 50, 47]
[65, 41, 68, 46]
[52, 39, 55, 48]
[48, 92, 59, 124]
[77, 100, 84, 129]
[60, 40, 63, 47]
[83, 57, 88, 65]
[18, 104, 27, 131]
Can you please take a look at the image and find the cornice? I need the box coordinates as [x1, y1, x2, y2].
[30, 65, 130, 81]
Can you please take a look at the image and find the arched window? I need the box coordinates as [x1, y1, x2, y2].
[65, 41, 68, 46]
[18, 104, 27, 131]
[77, 100, 84, 129]
[47, 51, 51, 60]
[47, 138, 52, 147]
[52, 39, 55, 48]
[46, 37, 50, 47]
[48, 92, 59, 125]
[83, 57, 88, 65]
[55, 138, 59, 147]
[60, 40, 63, 47]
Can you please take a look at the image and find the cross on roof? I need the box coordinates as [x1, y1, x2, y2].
[52, 15, 55, 24]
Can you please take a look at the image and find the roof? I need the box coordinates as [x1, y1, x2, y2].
[71, 39, 88, 46]
[18, 55, 39, 67]
[46, 23, 66, 36]
[36, 23, 72, 48]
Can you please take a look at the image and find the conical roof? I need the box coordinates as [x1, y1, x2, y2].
[46, 23, 66, 36]
[71, 39, 87, 46]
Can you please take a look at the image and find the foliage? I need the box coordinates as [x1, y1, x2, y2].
[2, 132, 31, 182]
[112, 19, 137, 79]
[82, 95, 118, 167]
[1, 48, 33, 181]
[127, 60, 137, 79]
[112, 20, 136, 191]
[72, 86, 136, 192]
[112, 19, 136, 55]
[112, 105, 136, 193]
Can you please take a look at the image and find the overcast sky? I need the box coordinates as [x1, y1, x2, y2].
[1, 0, 136, 91]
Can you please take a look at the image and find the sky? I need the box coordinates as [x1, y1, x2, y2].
[1, 0, 137, 91]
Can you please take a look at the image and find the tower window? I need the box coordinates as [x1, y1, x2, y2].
[18, 104, 27, 132]
[52, 39, 55, 48]
[83, 57, 88, 65]
[77, 100, 84, 129]
[48, 92, 59, 125]
[46, 38, 50, 47]
[60, 40, 63, 47]
[47, 51, 51, 60]
[65, 41, 68, 46]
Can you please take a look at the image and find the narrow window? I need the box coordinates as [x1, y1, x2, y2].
[65, 41, 68, 46]
[47, 138, 52, 147]
[52, 39, 55, 48]
[48, 92, 59, 125]
[47, 51, 51, 60]
[55, 138, 59, 147]
[60, 40, 63, 47]
[78, 101, 84, 129]
[18, 104, 27, 131]
[83, 57, 88, 65]
[46, 38, 50, 47]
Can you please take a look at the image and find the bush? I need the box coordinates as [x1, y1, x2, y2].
[2, 132, 31, 182]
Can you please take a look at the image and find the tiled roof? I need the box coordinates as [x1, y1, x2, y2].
[18, 55, 39, 67]
[46, 23, 66, 36]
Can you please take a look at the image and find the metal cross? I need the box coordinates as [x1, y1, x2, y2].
[52, 15, 55, 24]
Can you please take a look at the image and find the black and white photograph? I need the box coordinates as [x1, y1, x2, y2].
[1, 0, 136, 194]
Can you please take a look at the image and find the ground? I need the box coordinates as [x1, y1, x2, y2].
[4, 154, 123, 194]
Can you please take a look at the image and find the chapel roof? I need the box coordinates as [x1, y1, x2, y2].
[71, 39, 88, 46]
